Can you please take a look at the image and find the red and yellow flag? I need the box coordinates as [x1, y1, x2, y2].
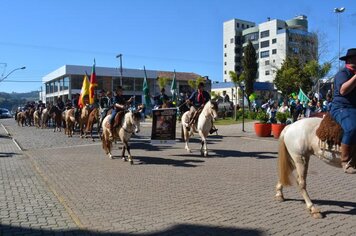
[78, 75, 90, 108]
[89, 60, 97, 104]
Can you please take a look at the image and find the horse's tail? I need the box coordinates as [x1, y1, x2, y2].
[278, 130, 294, 186]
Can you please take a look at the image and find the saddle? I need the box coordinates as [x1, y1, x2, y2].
[105, 111, 125, 129]
[190, 107, 204, 127]
[316, 113, 343, 149]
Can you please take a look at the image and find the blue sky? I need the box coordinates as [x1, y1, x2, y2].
[0, 0, 355, 93]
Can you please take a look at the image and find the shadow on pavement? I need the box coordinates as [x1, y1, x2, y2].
[0, 152, 19, 158]
[285, 198, 356, 217]
[213, 149, 277, 159]
[134, 155, 205, 167]
[0, 223, 265, 235]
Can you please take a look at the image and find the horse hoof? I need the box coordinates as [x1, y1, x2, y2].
[275, 195, 284, 202]
[122, 157, 127, 162]
[109, 154, 113, 159]
[129, 160, 133, 165]
[204, 152, 208, 157]
[310, 208, 323, 219]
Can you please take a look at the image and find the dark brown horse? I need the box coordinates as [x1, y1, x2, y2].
[49, 105, 62, 132]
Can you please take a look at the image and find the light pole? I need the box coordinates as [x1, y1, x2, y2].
[0, 66, 26, 83]
[116, 54, 123, 86]
[334, 7, 345, 70]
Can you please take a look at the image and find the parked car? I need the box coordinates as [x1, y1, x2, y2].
[0, 108, 12, 118]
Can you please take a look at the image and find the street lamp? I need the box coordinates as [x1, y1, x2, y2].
[0, 66, 26, 83]
[334, 7, 345, 70]
[116, 54, 123, 86]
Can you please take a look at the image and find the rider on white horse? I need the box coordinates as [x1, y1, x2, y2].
[186, 82, 218, 134]
[330, 48, 356, 174]
[108, 86, 134, 140]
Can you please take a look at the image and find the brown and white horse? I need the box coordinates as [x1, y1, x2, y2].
[79, 105, 90, 138]
[64, 108, 76, 137]
[275, 117, 343, 219]
[181, 101, 218, 156]
[41, 108, 49, 128]
[33, 110, 41, 128]
[101, 111, 141, 164]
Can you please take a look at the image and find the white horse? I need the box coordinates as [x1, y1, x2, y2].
[181, 100, 218, 156]
[41, 108, 49, 128]
[33, 110, 41, 128]
[275, 117, 343, 219]
[101, 111, 141, 164]
[64, 108, 75, 137]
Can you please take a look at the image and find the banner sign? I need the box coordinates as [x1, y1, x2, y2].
[151, 108, 177, 145]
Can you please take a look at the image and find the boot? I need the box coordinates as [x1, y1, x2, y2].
[340, 144, 356, 174]
[209, 126, 218, 134]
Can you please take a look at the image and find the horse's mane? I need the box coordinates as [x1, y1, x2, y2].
[316, 113, 343, 148]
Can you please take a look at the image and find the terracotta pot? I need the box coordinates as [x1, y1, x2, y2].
[254, 123, 271, 137]
[271, 123, 286, 139]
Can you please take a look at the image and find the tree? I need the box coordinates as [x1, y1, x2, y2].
[303, 60, 331, 95]
[229, 71, 245, 120]
[242, 41, 258, 109]
[274, 57, 312, 97]
[157, 77, 170, 90]
[187, 77, 205, 90]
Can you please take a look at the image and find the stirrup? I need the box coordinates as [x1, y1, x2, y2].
[342, 160, 356, 174]
[209, 128, 218, 134]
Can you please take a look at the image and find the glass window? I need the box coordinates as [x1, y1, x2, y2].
[265, 70, 270, 75]
[272, 38, 277, 44]
[272, 49, 277, 54]
[236, 23, 240, 28]
[224, 62, 227, 65]
[53, 81, 58, 93]
[224, 44, 227, 48]
[63, 77, 69, 91]
[224, 53, 227, 57]
[260, 30, 270, 38]
[135, 78, 143, 91]
[230, 38, 234, 44]
[122, 78, 134, 91]
[242, 24, 245, 29]
[260, 50, 269, 58]
[260, 40, 269, 48]
[224, 70, 227, 75]
[265, 60, 270, 66]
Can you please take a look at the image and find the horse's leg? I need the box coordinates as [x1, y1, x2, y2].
[294, 155, 322, 219]
[121, 144, 127, 162]
[124, 141, 133, 165]
[183, 126, 191, 153]
[199, 130, 208, 157]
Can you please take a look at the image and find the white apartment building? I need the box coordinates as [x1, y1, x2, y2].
[223, 15, 317, 83]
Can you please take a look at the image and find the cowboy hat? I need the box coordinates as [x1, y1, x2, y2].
[340, 48, 356, 61]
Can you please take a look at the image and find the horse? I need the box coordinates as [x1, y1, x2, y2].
[275, 117, 344, 219]
[85, 107, 100, 141]
[181, 100, 218, 156]
[41, 108, 49, 128]
[101, 110, 141, 164]
[33, 110, 41, 128]
[79, 105, 90, 138]
[64, 108, 76, 137]
[16, 111, 28, 127]
[49, 105, 62, 132]
[27, 107, 35, 126]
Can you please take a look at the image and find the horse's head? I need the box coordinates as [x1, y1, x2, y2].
[205, 101, 218, 121]
[127, 111, 141, 133]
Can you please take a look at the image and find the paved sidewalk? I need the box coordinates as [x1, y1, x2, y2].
[1, 119, 356, 235]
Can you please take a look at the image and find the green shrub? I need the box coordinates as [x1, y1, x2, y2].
[256, 111, 269, 123]
[249, 111, 257, 120]
[276, 112, 288, 124]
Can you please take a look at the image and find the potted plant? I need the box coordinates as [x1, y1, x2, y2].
[272, 112, 288, 139]
[254, 111, 271, 137]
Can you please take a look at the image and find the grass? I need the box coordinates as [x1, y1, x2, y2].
[214, 117, 253, 125]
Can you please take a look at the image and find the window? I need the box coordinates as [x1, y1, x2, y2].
[260, 30, 270, 38]
[63, 77, 69, 91]
[260, 40, 269, 48]
[224, 70, 227, 75]
[260, 50, 269, 58]
[265, 70, 270, 75]
[272, 38, 277, 44]
[230, 38, 234, 44]
[224, 44, 227, 48]
[265, 60, 270, 66]
[236, 23, 240, 28]
[272, 49, 277, 54]
[224, 53, 227, 57]
[224, 62, 227, 65]
[242, 24, 245, 29]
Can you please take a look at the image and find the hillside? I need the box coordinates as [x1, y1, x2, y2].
[0, 91, 39, 111]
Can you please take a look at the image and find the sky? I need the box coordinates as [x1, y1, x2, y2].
[0, 0, 355, 93]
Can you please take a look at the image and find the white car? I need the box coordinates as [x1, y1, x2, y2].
[0, 108, 12, 118]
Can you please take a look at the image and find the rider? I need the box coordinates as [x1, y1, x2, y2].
[153, 88, 170, 109]
[56, 96, 65, 112]
[108, 86, 134, 139]
[186, 82, 218, 134]
[330, 48, 356, 174]
[99, 90, 112, 129]
[36, 100, 46, 114]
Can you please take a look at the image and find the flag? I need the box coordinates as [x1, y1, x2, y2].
[78, 75, 90, 108]
[298, 88, 310, 104]
[143, 66, 151, 107]
[171, 70, 177, 103]
[89, 59, 97, 104]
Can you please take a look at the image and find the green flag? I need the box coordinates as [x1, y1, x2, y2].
[298, 88, 310, 104]
[171, 70, 177, 103]
[143, 66, 151, 107]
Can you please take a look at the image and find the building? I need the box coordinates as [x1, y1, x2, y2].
[223, 15, 317, 83]
[42, 65, 209, 105]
